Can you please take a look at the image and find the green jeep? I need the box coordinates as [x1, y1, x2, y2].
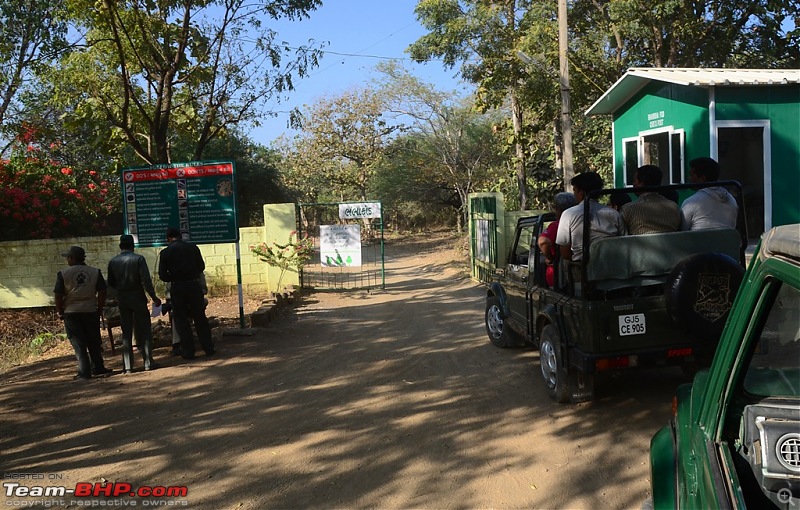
[649, 224, 800, 509]
[484, 182, 748, 403]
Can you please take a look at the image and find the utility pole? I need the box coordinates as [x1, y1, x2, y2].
[557, 0, 574, 188]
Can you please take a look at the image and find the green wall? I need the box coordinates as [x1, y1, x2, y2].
[716, 86, 800, 226]
[611, 82, 709, 187]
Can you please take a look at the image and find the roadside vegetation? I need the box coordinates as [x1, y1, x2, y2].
[0, 309, 65, 371]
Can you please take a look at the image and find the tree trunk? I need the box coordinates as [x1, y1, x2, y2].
[510, 92, 528, 210]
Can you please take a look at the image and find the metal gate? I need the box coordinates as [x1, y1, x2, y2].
[297, 202, 385, 290]
[469, 193, 501, 284]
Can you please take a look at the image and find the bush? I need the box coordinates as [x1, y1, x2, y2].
[0, 137, 118, 240]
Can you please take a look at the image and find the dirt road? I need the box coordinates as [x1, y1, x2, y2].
[1, 231, 686, 509]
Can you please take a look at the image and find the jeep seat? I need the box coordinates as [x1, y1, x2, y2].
[587, 228, 741, 291]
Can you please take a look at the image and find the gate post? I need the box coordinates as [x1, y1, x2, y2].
[467, 192, 506, 284]
[262, 203, 299, 293]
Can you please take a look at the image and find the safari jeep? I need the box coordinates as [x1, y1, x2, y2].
[649, 223, 800, 509]
[484, 181, 748, 403]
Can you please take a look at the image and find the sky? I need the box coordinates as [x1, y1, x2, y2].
[252, 0, 472, 144]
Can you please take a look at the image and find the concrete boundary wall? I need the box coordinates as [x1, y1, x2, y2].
[0, 203, 297, 309]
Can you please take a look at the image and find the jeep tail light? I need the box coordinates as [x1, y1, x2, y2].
[672, 396, 678, 417]
[596, 355, 638, 371]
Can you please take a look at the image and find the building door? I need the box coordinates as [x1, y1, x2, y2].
[716, 122, 770, 237]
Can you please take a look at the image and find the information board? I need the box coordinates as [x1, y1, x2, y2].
[121, 161, 237, 247]
[320, 224, 362, 267]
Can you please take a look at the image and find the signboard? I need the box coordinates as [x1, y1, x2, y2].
[121, 161, 237, 247]
[339, 202, 381, 220]
[320, 225, 361, 267]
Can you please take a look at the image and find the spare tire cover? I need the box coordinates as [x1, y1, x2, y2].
[666, 252, 744, 340]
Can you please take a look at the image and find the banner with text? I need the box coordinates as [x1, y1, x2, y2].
[320, 225, 362, 267]
[121, 161, 237, 247]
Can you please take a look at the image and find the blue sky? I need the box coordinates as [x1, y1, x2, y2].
[253, 0, 472, 144]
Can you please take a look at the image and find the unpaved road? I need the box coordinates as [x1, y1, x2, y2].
[1, 232, 687, 509]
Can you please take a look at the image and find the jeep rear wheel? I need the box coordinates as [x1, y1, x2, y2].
[485, 296, 516, 348]
[539, 324, 570, 403]
[666, 252, 744, 341]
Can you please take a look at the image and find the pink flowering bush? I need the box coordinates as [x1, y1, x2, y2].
[0, 134, 118, 240]
[251, 231, 314, 290]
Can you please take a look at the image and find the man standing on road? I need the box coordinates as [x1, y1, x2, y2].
[158, 227, 215, 359]
[680, 157, 738, 230]
[54, 246, 113, 380]
[107, 234, 162, 373]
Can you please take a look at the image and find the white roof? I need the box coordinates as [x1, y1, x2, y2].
[585, 68, 800, 116]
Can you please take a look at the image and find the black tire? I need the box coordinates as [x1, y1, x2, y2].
[485, 296, 516, 348]
[666, 252, 744, 341]
[538, 324, 570, 403]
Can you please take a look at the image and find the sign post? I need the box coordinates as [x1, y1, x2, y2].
[121, 160, 245, 327]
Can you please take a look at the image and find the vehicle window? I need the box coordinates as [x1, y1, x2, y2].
[513, 226, 534, 266]
[743, 282, 800, 397]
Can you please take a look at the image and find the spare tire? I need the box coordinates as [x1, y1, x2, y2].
[666, 252, 744, 341]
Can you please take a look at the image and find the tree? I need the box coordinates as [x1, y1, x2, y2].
[376, 62, 505, 229]
[55, 0, 324, 165]
[0, 0, 71, 153]
[409, 0, 536, 209]
[202, 133, 289, 226]
[572, 0, 799, 68]
[288, 87, 401, 201]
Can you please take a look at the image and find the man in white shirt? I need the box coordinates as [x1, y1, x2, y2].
[556, 172, 626, 262]
[680, 157, 738, 230]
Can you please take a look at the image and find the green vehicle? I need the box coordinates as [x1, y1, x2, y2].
[484, 182, 748, 403]
[649, 223, 800, 509]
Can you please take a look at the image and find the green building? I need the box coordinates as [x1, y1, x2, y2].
[586, 68, 800, 238]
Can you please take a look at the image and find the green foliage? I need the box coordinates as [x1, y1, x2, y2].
[0, 0, 71, 143]
[50, 0, 324, 165]
[202, 132, 290, 226]
[29, 332, 66, 355]
[282, 87, 400, 202]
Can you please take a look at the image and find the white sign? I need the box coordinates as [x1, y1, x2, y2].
[320, 225, 362, 267]
[339, 202, 381, 220]
[618, 313, 646, 336]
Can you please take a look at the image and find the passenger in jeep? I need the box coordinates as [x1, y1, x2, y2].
[681, 157, 738, 230]
[556, 171, 625, 262]
[537, 192, 576, 287]
[621, 165, 681, 234]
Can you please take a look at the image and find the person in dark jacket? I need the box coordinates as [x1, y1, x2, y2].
[107, 234, 162, 373]
[54, 246, 112, 379]
[158, 228, 215, 359]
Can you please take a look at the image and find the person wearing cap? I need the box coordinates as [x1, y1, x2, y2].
[107, 234, 162, 373]
[158, 227, 215, 359]
[556, 171, 626, 262]
[54, 246, 113, 380]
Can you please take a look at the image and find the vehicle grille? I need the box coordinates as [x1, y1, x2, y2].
[777, 434, 800, 472]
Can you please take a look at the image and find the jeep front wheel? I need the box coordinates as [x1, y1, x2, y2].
[485, 296, 516, 348]
[539, 324, 570, 403]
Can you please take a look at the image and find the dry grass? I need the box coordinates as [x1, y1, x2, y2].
[0, 308, 69, 371]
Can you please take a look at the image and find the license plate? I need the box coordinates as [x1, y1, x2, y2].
[619, 314, 646, 336]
